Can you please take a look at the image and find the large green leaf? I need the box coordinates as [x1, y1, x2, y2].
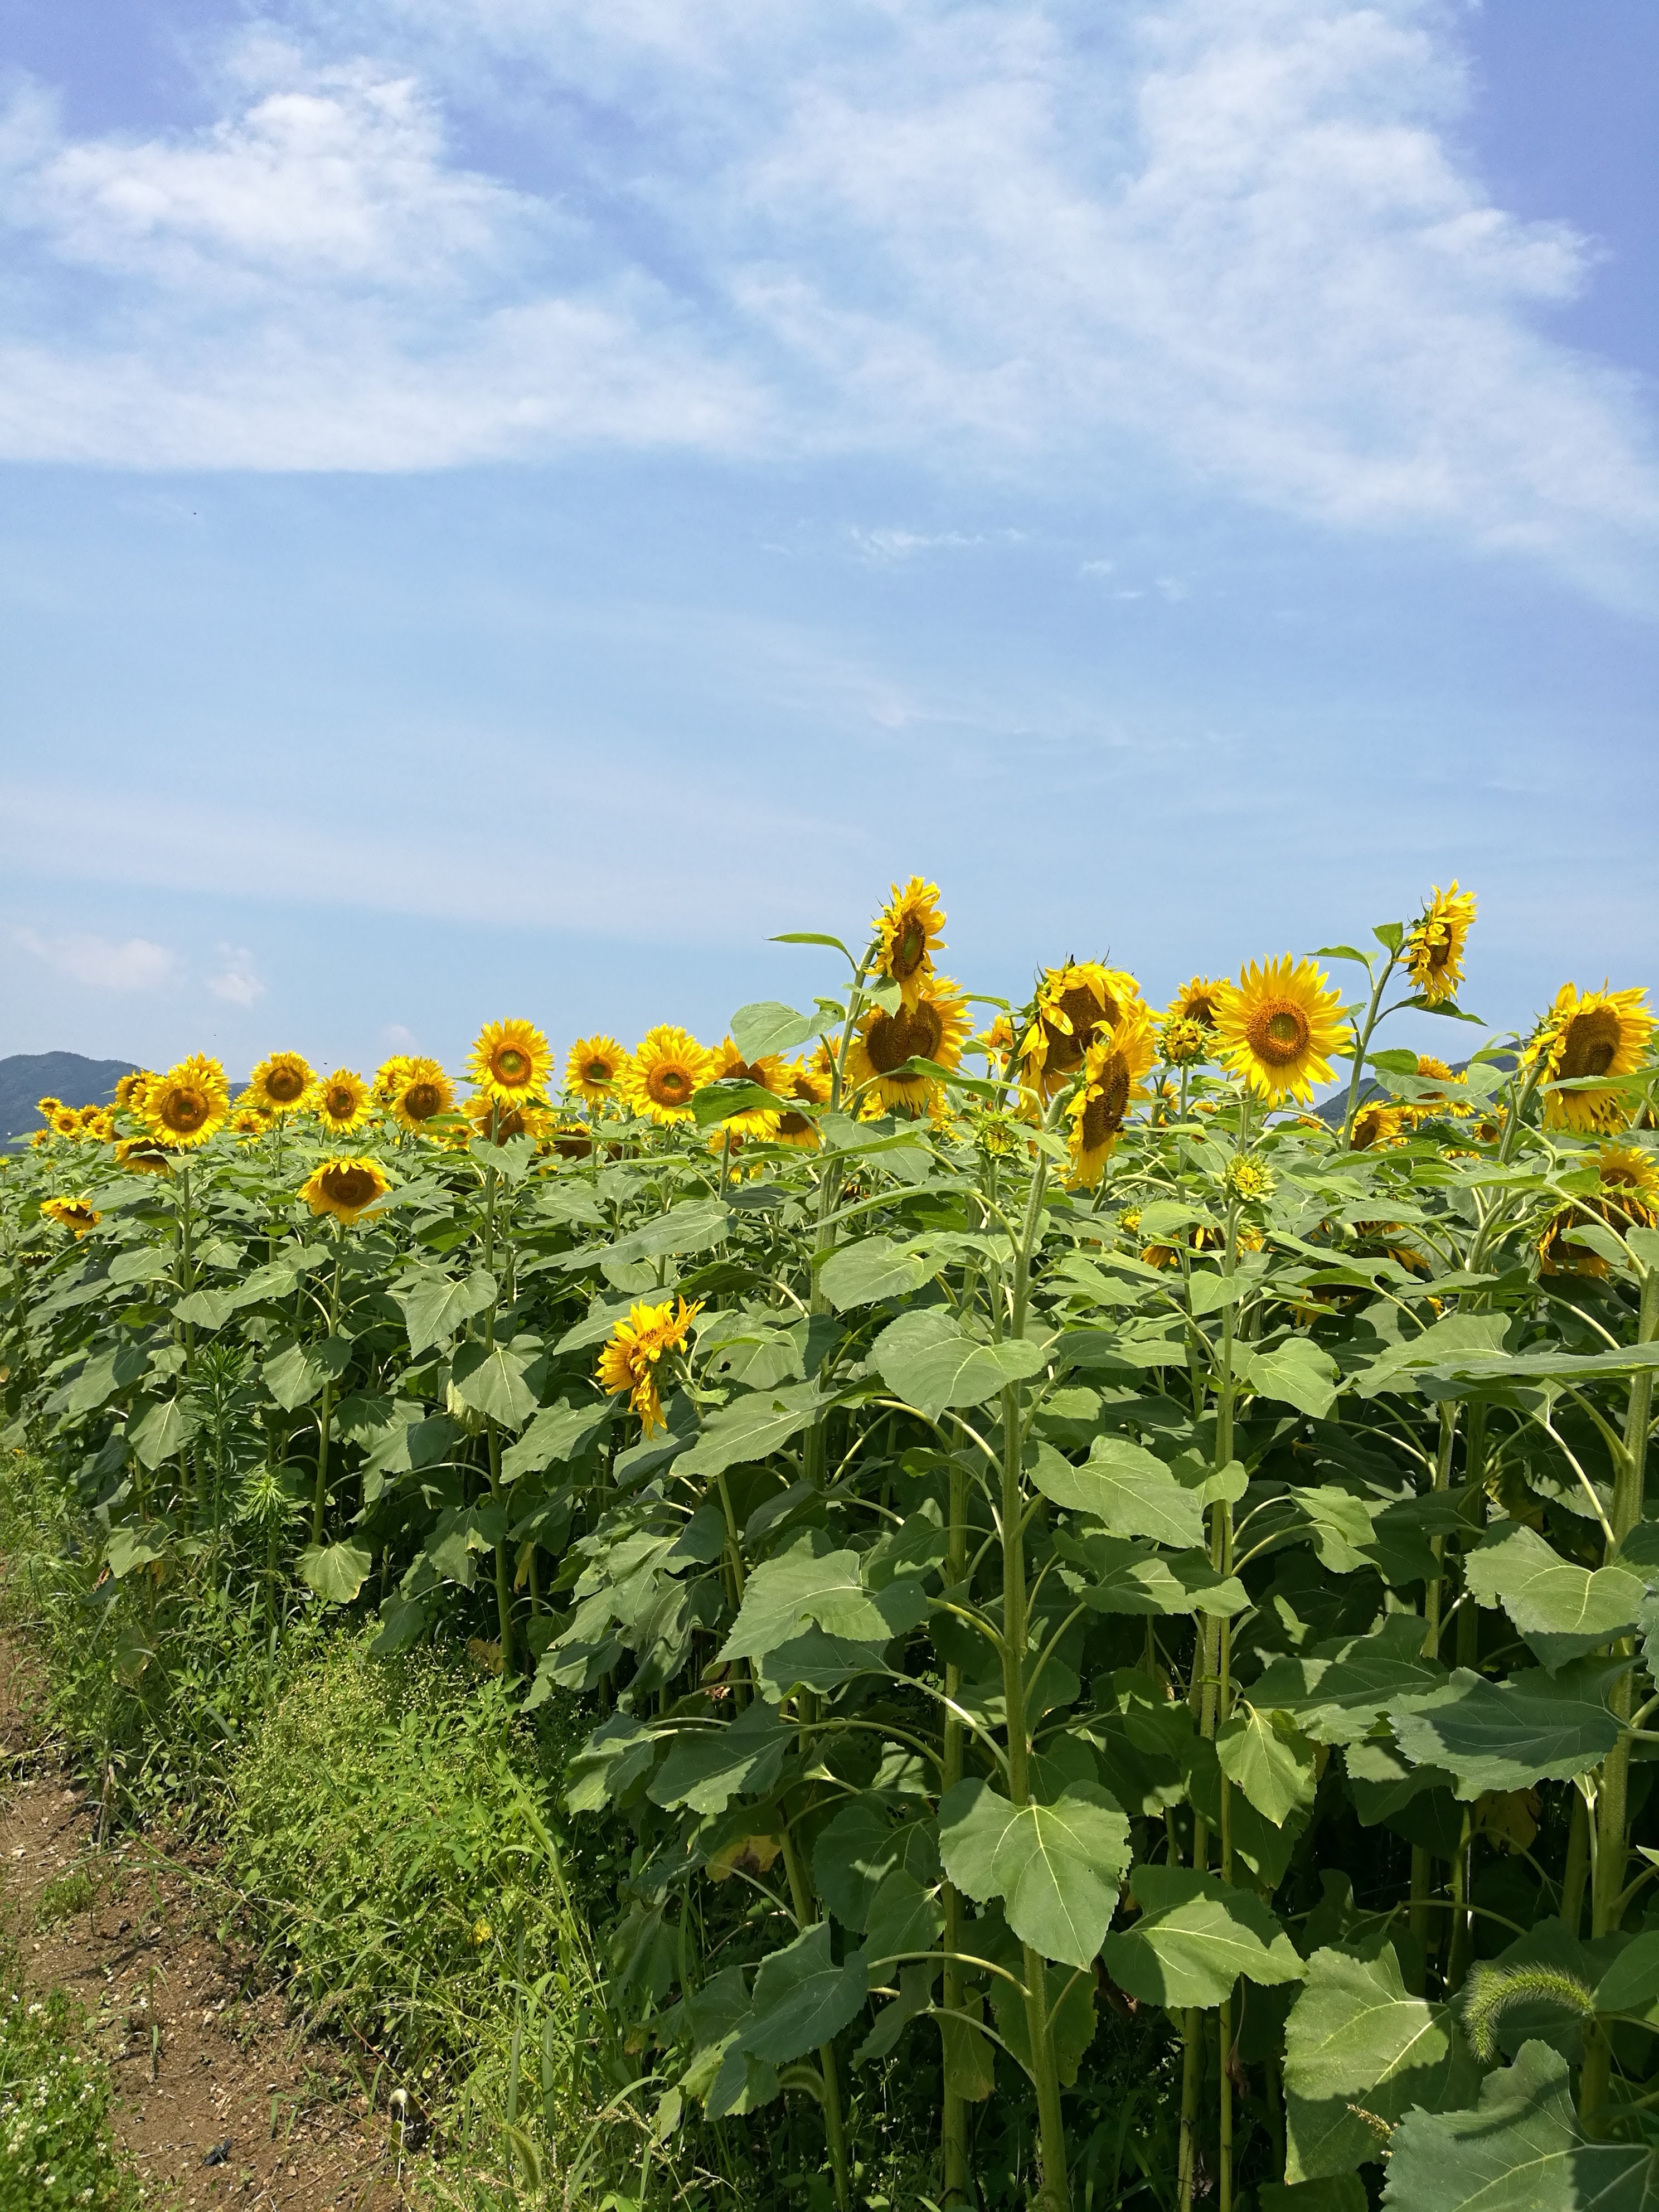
[860, 1869, 945, 1968]
[648, 1701, 792, 1818]
[1216, 1707, 1318, 1825]
[565, 1713, 656, 1813]
[1057, 1531, 1248, 1617]
[938, 1778, 1130, 1970]
[1381, 2040, 1659, 2210]
[743, 1924, 869, 2064]
[60, 1341, 148, 1418]
[819, 1238, 940, 1312]
[604, 1200, 729, 1264]
[1251, 1615, 1450, 1745]
[127, 1395, 198, 1469]
[296, 1541, 373, 1605]
[1593, 1932, 1659, 2019]
[1464, 1522, 1645, 1672]
[719, 1536, 920, 1662]
[872, 1309, 1045, 1423]
[1030, 1437, 1206, 1550]
[1350, 1314, 1510, 1399]
[1240, 1338, 1342, 1419]
[395, 1265, 498, 1357]
[499, 1398, 609, 1479]
[731, 1001, 821, 1059]
[677, 1381, 826, 1479]
[1100, 1866, 1304, 2009]
[813, 1797, 940, 1932]
[1391, 1660, 1628, 1797]
[449, 1341, 538, 1430]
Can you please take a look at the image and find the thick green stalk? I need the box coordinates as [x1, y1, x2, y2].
[310, 1241, 342, 1544]
[940, 1453, 971, 2207]
[487, 1422, 514, 1673]
[1338, 947, 1401, 1146]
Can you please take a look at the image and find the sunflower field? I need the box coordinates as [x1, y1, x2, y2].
[5, 877, 1659, 2212]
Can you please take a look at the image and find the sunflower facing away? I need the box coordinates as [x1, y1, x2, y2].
[1351, 1103, 1405, 1152]
[566, 1035, 629, 1109]
[300, 1156, 393, 1225]
[1065, 1005, 1156, 1188]
[392, 1059, 455, 1134]
[709, 1038, 789, 1140]
[847, 976, 970, 1113]
[1525, 982, 1656, 1134]
[625, 1027, 714, 1127]
[875, 877, 947, 1010]
[469, 1019, 552, 1108]
[41, 1196, 101, 1238]
[1024, 963, 1142, 1098]
[595, 1296, 705, 1438]
[1168, 977, 1224, 1030]
[1405, 884, 1477, 1005]
[117, 1136, 173, 1175]
[1216, 957, 1347, 1105]
[246, 1051, 314, 1117]
[1539, 1144, 1659, 1277]
[373, 1054, 415, 1106]
[143, 1056, 230, 1149]
[313, 1069, 371, 1136]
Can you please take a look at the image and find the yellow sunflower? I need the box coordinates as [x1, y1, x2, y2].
[1159, 1015, 1211, 1067]
[1023, 963, 1143, 1099]
[847, 976, 971, 1113]
[143, 1055, 230, 1149]
[85, 1110, 117, 1142]
[117, 1136, 173, 1175]
[625, 1026, 714, 1127]
[1542, 1144, 1659, 1277]
[50, 1108, 81, 1138]
[707, 1037, 789, 1140]
[595, 1296, 704, 1439]
[772, 1060, 828, 1149]
[464, 1093, 551, 1146]
[1406, 884, 1477, 1005]
[565, 1035, 629, 1109]
[1525, 982, 1656, 1134]
[373, 1054, 414, 1106]
[41, 1196, 100, 1238]
[1351, 1103, 1405, 1152]
[35, 1095, 64, 1121]
[299, 1156, 393, 1225]
[75, 1104, 103, 1132]
[468, 1019, 553, 1108]
[1168, 977, 1224, 1030]
[874, 876, 947, 1011]
[230, 1108, 268, 1139]
[1215, 957, 1347, 1106]
[113, 1071, 151, 1114]
[392, 1059, 455, 1134]
[245, 1051, 314, 1117]
[1065, 1006, 1156, 1188]
[312, 1069, 371, 1137]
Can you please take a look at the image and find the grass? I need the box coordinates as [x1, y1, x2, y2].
[0, 1932, 144, 2212]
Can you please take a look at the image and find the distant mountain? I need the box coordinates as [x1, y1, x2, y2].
[0, 1051, 139, 1143]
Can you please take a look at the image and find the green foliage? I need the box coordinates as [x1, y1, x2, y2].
[0, 1938, 140, 2212]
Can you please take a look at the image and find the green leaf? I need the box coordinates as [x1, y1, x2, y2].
[1251, 1615, 1449, 1745]
[1102, 1865, 1305, 2010]
[1239, 1338, 1341, 1420]
[61, 1341, 148, 1417]
[1593, 1933, 1659, 2018]
[1381, 2040, 1658, 2210]
[731, 1001, 821, 1059]
[104, 1525, 166, 1578]
[450, 1341, 539, 1431]
[1391, 1660, 1627, 1798]
[108, 1248, 171, 1287]
[743, 1924, 869, 2065]
[872, 1309, 1045, 1424]
[691, 1079, 789, 1129]
[1372, 921, 1405, 953]
[648, 1702, 792, 1818]
[1056, 1531, 1248, 1617]
[1260, 2184, 1367, 2212]
[938, 1778, 1130, 1970]
[127, 1396, 198, 1469]
[395, 1265, 498, 1357]
[607, 1200, 730, 1264]
[855, 1961, 939, 2066]
[500, 1399, 610, 1479]
[296, 1541, 373, 1605]
[1284, 1944, 1479, 2184]
[1464, 1522, 1645, 1672]
[1420, 1342, 1659, 1390]
[262, 1336, 351, 1412]
[1315, 947, 1376, 969]
[1351, 1314, 1510, 1399]
[770, 930, 853, 956]
[677, 1381, 827, 1479]
[173, 1287, 240, 1330]
[719, 1536, 903, 1663]
[859, 1869, 944, 1967]
[1216, 1707, 1319, 1825]
[813, 1799, 940, 1932]
[1029, 1437, 1206, 1550]
[566, 1713, 656, 1813]
[1397, 996, 1486, 1023]
[818, 1237, 940, 1312]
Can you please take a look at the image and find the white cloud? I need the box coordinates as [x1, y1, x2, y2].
[15, 927, 176, 989]
[0, 1, 1654, 588]
[380, 1022, 419, 1050]
[206, 946, 266, 1006]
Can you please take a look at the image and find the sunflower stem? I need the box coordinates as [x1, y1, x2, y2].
[1340, 947, 1401, 1147]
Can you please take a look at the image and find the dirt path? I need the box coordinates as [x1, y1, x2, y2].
[0, 1634, 410, 2211]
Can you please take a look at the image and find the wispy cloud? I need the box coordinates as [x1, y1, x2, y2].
[0, 1, 1654, 590]
[205, 945, 266, 1006]
[15, 927, 176, 989]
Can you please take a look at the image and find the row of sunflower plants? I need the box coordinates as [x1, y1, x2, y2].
[5, 878, 1659, 2211]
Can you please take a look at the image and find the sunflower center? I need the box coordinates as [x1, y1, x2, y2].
[326, 1088, 353, 1118]
[163, 1088, 210, 1133]
[404, 1083, 442, 1120]
[322, 1166, 378, 1210]
[267, 1068, 307, 1104]
[1185, 992, 1217, 1028]
[585, 1059, 613, 1084]
[866, 1003, 943, 1076]
[1559, 1005, 1621, 1081]
[778, 1110, 811, 1137]
[737, 1061, 770, 1089]
[894, 920, 926, 977]
[1042, 985, 1113, 1071]
[1079, 1058, 1131, 1150]
[1248, 1001, 1310, 1066]
[494, 1048, 530, 1084]
[650, 1065, 692, 1103]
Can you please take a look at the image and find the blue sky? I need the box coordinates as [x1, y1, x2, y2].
[2, 0, 1655, 1081]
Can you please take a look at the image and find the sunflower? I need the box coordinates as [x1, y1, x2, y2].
[1525, 983, 1656, 1134]
[244, 1052, 313, 1117]
[373, 1054, 414, 1107]
[1023, 963, 1143, 1098]
[625, 1027, 714, 1127]
[1351, 1103, 1405, 1152]
[230, 1108, 268, 1139]
[1065, 1005, 1156, 1188]
[117, 1136, 173, 1175]
[41, 1196, 100, 1238]
[546, 1120, 595, 1160]
[772, 1060, 828, 1149]
[566, 1035, 629, 1109]
[1405, 1054, 1471, 1125]
[299, 1157, 393, 1225]
[75, 1104, 103, 1132]
[707, 1038, 789, 1140]
[35, 1095, 63, 1121]
[977, 1013, 1016, 1070]
[874, 877, 947, 1010]
[1227, 1156, 1274, 1202]
[143, 1055, 230, 1148]
[595, 1296, 704, 1439]
[468, 1019, 552, 1108]
[50, 1108, 81, 1138]
[113, 1072, 151, 1114]
[1169, 977, 1224, 1030]
[1159, 1015, 1210, 1068]
[1215, 957, 1347, 1106]
[847, 976, 971, 1113]
[313, 1069, 371, 1137]
[1406, 884, 1477, 1005]
[1541, 1144, 1659, 1277]
[85, 1110, 117, 1142]
[392, 1059, 455, 1134]
[464, 1093, 551, 1147]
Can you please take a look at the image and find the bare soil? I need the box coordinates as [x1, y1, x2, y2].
[0, 1633, 412, 2211]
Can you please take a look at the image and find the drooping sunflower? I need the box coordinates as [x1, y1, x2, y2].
[113, 1071, 152, 1114]
[625, 1026, 715, 1127]
[1405, 884, 1477, 1005]
[595, 1296, 704, 1439]
[41, 1196, 101, 1238]
[392, 1059, 455, 1134]
[312, 1069, 371, 1136]
[299, 1156, 393, 1225]
[1541, 1143, 1659, 1277]
[707, 1037, 789, 1140]
[565, 1035, 629, 1109]
[1215, 957, 1347, 1106]
[143, 1055, 230, 1149]
[373, 1054, 415, 1107]
[1524, 982, 1655, 1134]
[847, 975, 971, 1113]
[1168, 977, 1224, 1030]
[245, 1051, 314, 1117]
[468, 1019, 553, 1108]
[1064, 1005, 1156, 1188]
[772, 1060, 828, 1149]
[117, 1136, 173, 1175]
[1351, 1103, 1405, 1152]
[874, 877, 947, 1010]
[1023, 963, 1143, 1099]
